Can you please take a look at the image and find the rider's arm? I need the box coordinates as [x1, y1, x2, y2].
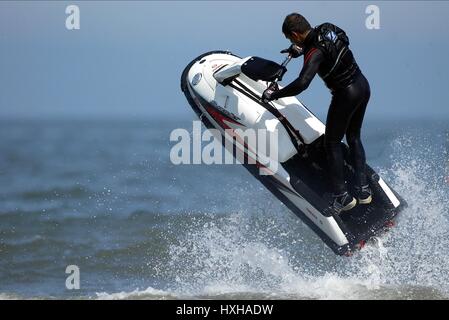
[271, 48, 324, 100]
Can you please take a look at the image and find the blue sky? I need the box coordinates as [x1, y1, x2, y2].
[0, 1, 448, 120]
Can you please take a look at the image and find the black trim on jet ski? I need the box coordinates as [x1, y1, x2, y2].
[227, 80, 307, 155]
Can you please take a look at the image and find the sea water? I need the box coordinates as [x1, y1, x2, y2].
[0, 117, 448, 299]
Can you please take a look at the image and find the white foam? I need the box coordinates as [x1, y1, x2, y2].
[121, 133, 449, 300]
[345, 133, 449, 296]
[0, 293, 22, 300]
[96, 287, 174, 300]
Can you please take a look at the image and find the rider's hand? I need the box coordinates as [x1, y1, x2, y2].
[280, 44, 304, 58]
[262, 85, 279, 103]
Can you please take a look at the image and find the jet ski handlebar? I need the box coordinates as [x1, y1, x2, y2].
[281, 55, 293, 68]
[269, 54, 293, 87]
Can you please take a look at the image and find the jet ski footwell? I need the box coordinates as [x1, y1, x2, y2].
[181, 51, 407, 256]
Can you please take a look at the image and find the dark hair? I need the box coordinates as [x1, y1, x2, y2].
[282, 13, 311, 36]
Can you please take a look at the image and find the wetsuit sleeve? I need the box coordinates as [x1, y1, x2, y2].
[271, 48, 324, 99]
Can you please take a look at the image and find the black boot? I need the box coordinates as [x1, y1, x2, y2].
[332, 191, 357, 213]
[354, 185, 372, 204]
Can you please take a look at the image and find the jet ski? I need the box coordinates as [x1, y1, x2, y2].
[180, 50, 407, 256]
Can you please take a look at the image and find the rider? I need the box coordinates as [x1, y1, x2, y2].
[262, 13, 372, 213]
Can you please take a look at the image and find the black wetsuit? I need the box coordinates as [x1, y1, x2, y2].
[271, 23, 371, 194]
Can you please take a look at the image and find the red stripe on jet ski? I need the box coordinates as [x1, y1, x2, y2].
[205, 105, 243, 129]
[204, 104, 275, 175]
[218, 119, 274, 175]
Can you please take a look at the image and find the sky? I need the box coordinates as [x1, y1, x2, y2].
[0, 1, 448, 120]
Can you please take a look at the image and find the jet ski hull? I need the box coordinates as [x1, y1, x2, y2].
[180, 51, 407, 256]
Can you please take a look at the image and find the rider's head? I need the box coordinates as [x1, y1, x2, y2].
[282, 13, 312, 46]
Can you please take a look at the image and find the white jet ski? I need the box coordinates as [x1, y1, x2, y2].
[180, 51, 406, 256]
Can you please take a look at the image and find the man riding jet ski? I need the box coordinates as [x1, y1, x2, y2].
[180, 14, 406, 255]
[263, 13, 372, 213]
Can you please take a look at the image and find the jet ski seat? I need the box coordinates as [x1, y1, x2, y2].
[241, 57, 287, 83]
[213, 56, 287, 85]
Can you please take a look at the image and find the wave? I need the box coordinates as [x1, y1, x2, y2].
[2, 127, 449, 300]
[129, 133, 448, 300]
[16, 185, 91, 201]
[0, 293, 24, 300]
[96, 287, 176, 300]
